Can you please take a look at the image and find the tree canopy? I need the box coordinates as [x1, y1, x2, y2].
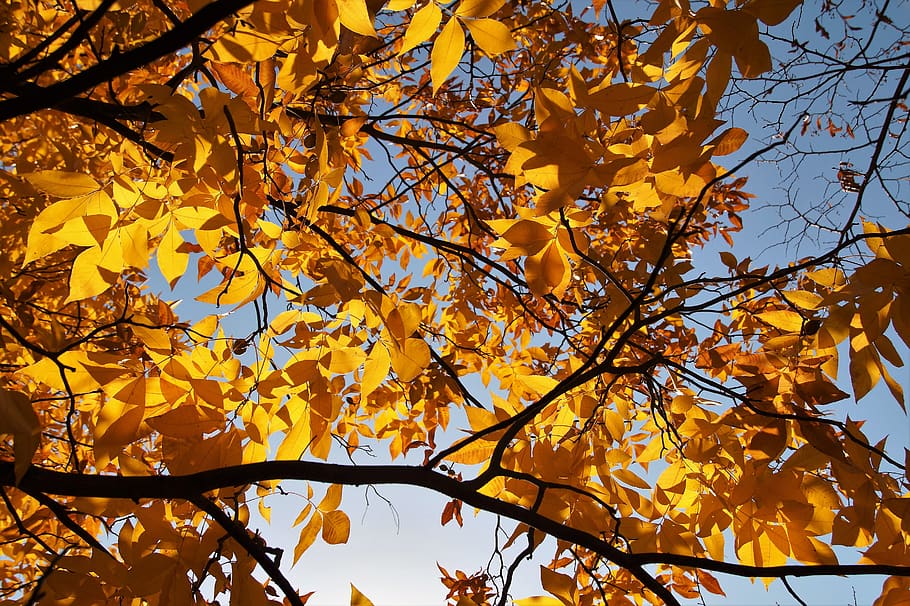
[0, 0, 909, 604]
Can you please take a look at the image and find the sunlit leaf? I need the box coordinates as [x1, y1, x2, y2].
[321, 509, 351, 544]
[401, 1, 442, 54]
[431, 18, 465, 94]
[464, 18, 515, 56]
[24, 171, 101, 198]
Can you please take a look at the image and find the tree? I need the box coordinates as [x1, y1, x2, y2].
[0, 0, 908, 604]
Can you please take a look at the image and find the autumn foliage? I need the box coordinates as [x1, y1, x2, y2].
[1, 0, 909, 604]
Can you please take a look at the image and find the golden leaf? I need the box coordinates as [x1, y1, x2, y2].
[455, 0, 507, 18]
[321, 509, 351, 544]
[350, 584, 376, 606]
[337, 0, 378, 37]
[293, 513, 322, 564]
[389, 337, 430, 382]
[362, 342, 391, 398]
[431, 17, 466, 94]
[464, 18, 515, 56]
[401, 1, 442, 55]
[24, 170, 101, 198]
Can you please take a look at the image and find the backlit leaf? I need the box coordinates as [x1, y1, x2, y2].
[708, 127, 748, 156]
[464, 18, 515, 56]
[351, 584, 376, 606]
[431, 18, 465, 94]
[321, 509, 351, 544]
[455, 0, 506, 18]
[293, 513, 322, 564]
[401, 1, 442, 55]
[24, 171, 101, 198]
[337, 0, 378, 37]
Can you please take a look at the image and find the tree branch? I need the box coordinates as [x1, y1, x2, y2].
[0, 0, 256, 122]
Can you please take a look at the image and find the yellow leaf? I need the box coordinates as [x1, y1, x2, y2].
[849, 346, 881, 401]
[401, 1, 442, 55]
[318, 484, 343, 512]
[541, 242, 567, 290]
[341, 116, 367, 138]
[431, 17, 465, 95]
[209, 62, 258, 99]
[362, 342, 391, 398]
[196, 269, 264, 306]
[612, 467, 651, 490]
[465, 406, 499, 431]
[654, 170, 709, 197]
[442, 439, 496, 465]
[276, 413, 312, 461]
[66, 245, 120, 303]
[540, 566, 576, 606]
[276, 51, 318, 95]
[758, 310, 804, 333]
[350, 584, 376, 606]
[806, 267, 847, 287]
[146, 406, 223, 438]
[293, 513, 322, 564]
[520, 135, 594, 190]
[158, 221, 189, 288]
[588, 83, 657, 116]
[602, 409, 625, 441]
[783, 290, 824, 310]
[24, 170, 101, 198]
[525, 242, 567, 296]
[464, 18, 515, 56]
[321, 509, 351, 544]
[493, 122, 532, 151]
[337, 0, 378, 37]
[498, 219, 553, 257]
[706, 51, 733, 105]
[209, 28, 281, 63]
[455, 0, 506, 18]
[25, 191, 117, 265]
[651, 135, 704, 172]
[665, 37, 710, 82]
[736, 528, 788, 567]
[322, 346, 367, 374]
[0, 388, 40, 484]
[697, 570, 726, 597]
[389, 337, 430, 382]
[93, 400, 145, 469]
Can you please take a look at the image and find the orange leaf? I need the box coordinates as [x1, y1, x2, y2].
[708, 127, 748, 156]
[321, 509, 351, 544]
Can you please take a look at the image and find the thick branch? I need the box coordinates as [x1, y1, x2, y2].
[0, 0, 256, 122]
[9, 460, 907, 599]
[5, 460, 673, 603]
